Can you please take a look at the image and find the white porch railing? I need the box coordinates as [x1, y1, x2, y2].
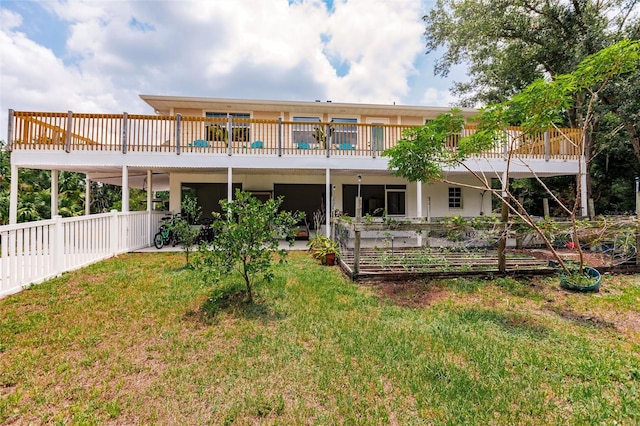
[0, 210, 165, 298]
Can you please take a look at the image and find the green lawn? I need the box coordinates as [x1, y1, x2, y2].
[1, 252, 639, 425]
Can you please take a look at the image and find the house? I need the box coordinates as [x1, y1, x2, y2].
[6, 96, 584, 232]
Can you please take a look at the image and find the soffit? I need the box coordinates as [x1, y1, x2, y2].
[139, 95, 478, 118]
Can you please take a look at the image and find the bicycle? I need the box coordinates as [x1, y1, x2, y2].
[195, 217, 216, 245]
[154, 215, 178, 249]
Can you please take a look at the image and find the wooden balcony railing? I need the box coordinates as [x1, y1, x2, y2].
[7, 111, 582, 160]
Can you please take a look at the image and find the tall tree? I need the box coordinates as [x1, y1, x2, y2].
[424, 0, 640, 205]
[385, 40, 640, 275]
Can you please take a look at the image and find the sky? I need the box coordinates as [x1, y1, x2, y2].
[0, 0, 468, 139]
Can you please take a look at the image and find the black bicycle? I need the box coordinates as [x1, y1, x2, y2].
[195, 217, 216, 245]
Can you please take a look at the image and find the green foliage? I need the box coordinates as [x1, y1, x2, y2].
[383, 109, 466, 182]
[386, 40, 639, 275]
[307, 234, 341, 264]
[424, 0, 636, 107]
[195, 190, 303, 302]
[424, 1, 640, 213]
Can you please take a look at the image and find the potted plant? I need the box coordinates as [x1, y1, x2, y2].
[306, 234, 341, 265]
[312, 127, 327, 149]
[560, 264, 601, 292]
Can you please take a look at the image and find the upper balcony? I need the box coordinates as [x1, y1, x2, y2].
[7, 111, 582, 162]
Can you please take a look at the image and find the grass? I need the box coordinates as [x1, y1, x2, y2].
[1, 252, 639, 424]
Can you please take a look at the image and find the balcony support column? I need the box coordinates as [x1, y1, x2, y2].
[9, 164, 18, 224]
[146, 169, 153, 246]
[85, 177, 91, 216]
[325, 168, 331, 237]
[146, 170, 153, 213]
[580, 159, 588, 217]
[51, 169, 59, 218]
[227, 167, 233, 202]
[122, 165, 129, 213]
[416, 180, 423, 246]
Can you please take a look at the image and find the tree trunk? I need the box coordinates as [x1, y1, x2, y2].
[242, 261, 252, 302]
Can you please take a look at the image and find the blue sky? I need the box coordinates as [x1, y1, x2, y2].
[0, 0, 468, 138]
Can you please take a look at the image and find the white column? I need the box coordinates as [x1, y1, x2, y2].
[227, 167, 233, 202]
[51, 169, 59, 218]
[122, 165, 129, 212]
[84, 177, 90, 216]
[416, 180, 423, 246]
[146, 170, 153, 212]
[580, 160, 588, 217]
[146, 170, 153, 246]
[416, 180, 423, 217]
[325, 168, 331, 237]
[9, 164, 18, 224]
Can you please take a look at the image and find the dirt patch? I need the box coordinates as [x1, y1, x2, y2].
[546, 306, 616, 329]
[521, 248, 625, 268]
[363, 274, 640, 342]
[363, 280, 451, 308]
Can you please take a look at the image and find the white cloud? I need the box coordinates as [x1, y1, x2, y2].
[0, 0, 462, 138]
[1, 8, 22, 29]
[420, 87, 457, 107]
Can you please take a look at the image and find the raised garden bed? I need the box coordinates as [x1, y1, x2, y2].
[339, 247, 556, 281]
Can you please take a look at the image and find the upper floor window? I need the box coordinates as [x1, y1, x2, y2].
[330, 117, 358, 148]
[292, 116, 322, 148]
[366, 117, 389, 152]
[205, 112, 251, 142]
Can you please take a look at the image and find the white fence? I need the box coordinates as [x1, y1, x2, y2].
[0, 211, 166, 298]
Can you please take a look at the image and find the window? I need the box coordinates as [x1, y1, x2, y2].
[292, 116, 322, 147]
[371, 125, 385, 151]
[342, 184, 406, 217]
[330, 117, 357, 147]
[205, 112, 250, 142]
[366, 118, 388, 152]
[448, 187, 462, 209]
[386, 189, 406, 215]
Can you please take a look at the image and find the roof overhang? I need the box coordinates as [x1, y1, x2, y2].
[139, 95, 478, 119]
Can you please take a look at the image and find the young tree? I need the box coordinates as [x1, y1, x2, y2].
[384, 40, 640, 276]
[171, 195, 202, 267]
[196, 190, 303, 302]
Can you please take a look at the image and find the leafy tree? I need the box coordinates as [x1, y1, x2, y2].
[196, 190, 303, 302]
[423, 0, 640, 207]
[171, 195, 202, 267]
[385, 40, 640, 276]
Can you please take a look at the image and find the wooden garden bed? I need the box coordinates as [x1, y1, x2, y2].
[339, 247, 556, 281]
